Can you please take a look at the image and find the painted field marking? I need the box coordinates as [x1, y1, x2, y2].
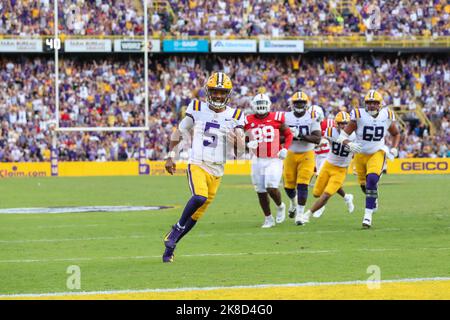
[0, 277, 449, 299]
[0, 247, 449, 264]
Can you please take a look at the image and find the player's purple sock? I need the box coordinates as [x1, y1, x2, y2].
[284, 188, 296, 199]
[176, 217, 197, 243]
[178, 195, 207, 227]
[365, 174, 379, 209]
[296, 184, 308, 205]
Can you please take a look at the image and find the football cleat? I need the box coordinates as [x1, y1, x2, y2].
[162, 247, 175, 263]
[164, 224, 184, 248]
[288, 203, 297, 219]
[312, 206, 326, 218]
[345, 194, 355, 213]
[276, 202, 286, 224]
[295, 211, 310, 226]
[262, 216, 275, 228]
[362, 212, 373, 229]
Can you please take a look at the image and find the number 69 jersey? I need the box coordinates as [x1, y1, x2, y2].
[285, 110, 321, 153]
[351, 107, 396, 154]
[186, 100, 244, 177]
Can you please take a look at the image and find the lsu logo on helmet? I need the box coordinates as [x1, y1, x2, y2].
[290, 91, 309, 114]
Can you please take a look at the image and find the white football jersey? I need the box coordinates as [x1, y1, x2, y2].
[325, 127, 356, 168]
[184, 100, 244, 177]
[285, 110, 321, 153]
[350, 107, 396, 154]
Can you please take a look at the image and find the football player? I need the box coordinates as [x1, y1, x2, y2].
[338, 90, 400, 228]
[244, 93, 294, 228]
[283, 91, 322, 225]
[162, 72, 245, 262]
[311, 107, 355, 218]
[299, 111, 361, 224]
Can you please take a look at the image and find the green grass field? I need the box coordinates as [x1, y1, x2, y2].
[0, 174, 449, 296]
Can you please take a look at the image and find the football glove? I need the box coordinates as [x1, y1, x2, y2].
[277, 148, 288, 160]
[247, 140, 259, 150]
[347, 142, 362, 153]
[390, 147, 398, 158]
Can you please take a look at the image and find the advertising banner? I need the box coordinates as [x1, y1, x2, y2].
[114, 39, 161, 52]
[259, 40, 304, 53]
[163, 40, 209, 53]
[0, 39, 43, 52]
[211, 40, 257, 53]
[65, 39, 112, 52]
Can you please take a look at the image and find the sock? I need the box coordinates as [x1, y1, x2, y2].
[176, 217, 197, 243]
[276, 202, 285, 209]
[344, 194, 352, 202]
[365, 174, 379, 210]
[178, 195, 207, 227]
[365, 208, 374, 216]
[297, 205, 305, 215]
[296, 184, 308, 205]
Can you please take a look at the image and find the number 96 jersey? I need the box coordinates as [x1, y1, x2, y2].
[351, 107, 396, 155]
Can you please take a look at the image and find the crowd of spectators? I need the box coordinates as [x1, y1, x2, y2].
[0, 53, 448, 162]
[0, 0, 449, 37]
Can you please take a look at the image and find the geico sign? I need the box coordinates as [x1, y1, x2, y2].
[401, 161, 448, 171]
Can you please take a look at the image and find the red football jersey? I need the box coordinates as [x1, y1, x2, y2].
[315, 119, 335, 155]
[244, 112, 285, 158]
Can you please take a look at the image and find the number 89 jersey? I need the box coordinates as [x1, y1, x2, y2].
[244, 112, 284, 158]
[351, 107, 396, 155]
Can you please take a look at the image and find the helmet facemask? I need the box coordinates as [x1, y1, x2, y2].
[251, 95, 271, 116]
[206, 87, 231, 110]
[292, 100, 307, 115]
[365, 100, 380, 117]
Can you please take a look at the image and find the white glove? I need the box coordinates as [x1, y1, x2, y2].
[247, 140, 259, 150]
[390, 147, 398, 158]
[277, 148, 288, 160]
[347, 142, 362, 153]
[290, 127, 299, 138]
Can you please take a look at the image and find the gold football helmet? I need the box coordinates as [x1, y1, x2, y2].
[334, 111, 351, 130]
[205, 72, 233, 110]
[364, 90, 383, 116]
[290, 91, 309, 114]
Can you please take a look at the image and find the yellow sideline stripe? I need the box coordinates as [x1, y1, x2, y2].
[5, 280, 450, 300]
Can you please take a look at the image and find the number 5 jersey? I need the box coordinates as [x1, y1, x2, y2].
[351, 107, 396, 154]
[184, 99, 244, 177]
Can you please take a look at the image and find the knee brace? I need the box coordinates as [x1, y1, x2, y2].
[284, 188, 296, 199]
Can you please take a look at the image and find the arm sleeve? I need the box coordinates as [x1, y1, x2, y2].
[179, 116, 194, 133]
[311, 120, 321, 132]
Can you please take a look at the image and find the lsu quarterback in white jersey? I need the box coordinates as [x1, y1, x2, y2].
[338, 90, 400, 228]
[162, 72, 245, 262]
[283, 91, 322, 225]
[299, 111, 359, 225]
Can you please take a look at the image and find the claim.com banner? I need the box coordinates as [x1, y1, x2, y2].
[0, 159, 448, 178]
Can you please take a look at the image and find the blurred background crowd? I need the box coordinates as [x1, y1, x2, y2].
[0, 0, 448, 162]
[0, 0, 448, 37]
[0, 53, 448, 162]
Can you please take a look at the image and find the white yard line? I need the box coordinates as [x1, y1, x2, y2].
[0, 247, 448, 264]
[0, 277, 449, 299]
